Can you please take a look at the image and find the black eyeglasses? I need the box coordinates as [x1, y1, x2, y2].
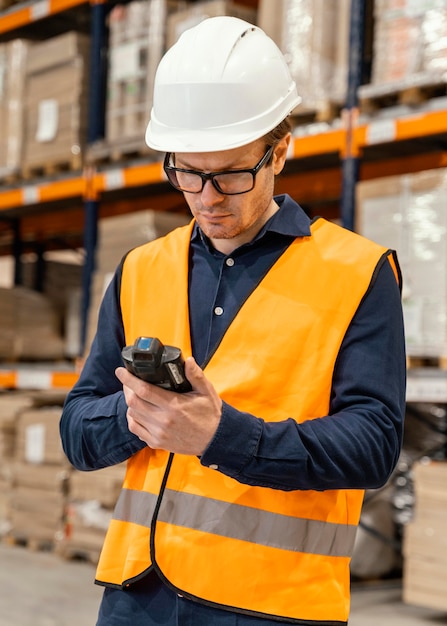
[163, 145, 274, 196]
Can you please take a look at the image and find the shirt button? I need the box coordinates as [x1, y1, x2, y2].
[209, 464, 219, 470]
[214, 306, 224, 316]
[225, 257, 235, 267]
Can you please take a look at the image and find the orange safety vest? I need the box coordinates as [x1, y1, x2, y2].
[95, 217, 401, 623]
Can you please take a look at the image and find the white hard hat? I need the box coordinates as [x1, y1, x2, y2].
[145, 16, 301, 153]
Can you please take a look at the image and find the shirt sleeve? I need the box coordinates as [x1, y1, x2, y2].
[60, 263, 146, 471]
[200, 259, 407, 491]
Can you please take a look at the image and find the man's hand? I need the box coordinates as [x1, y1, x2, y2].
[115, 357, 222, 455]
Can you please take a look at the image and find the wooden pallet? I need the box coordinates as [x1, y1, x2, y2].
[292, 100, 343, 127]
[21, 154, 83, 180]
[55, 541, 100, 565]
[359, 76, 447, 114]
[86, 137, 153, 166]
[407, 355, 447, 370]
[3, 533, 54, 553]
[0, 168, 21, 185]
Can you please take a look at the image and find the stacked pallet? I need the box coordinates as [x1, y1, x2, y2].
[106, 0, 160, 152]
[57, 463, 126, 564]
[360, 0, 447, 110]
[0, 39, 27, 180]
[104, 0, 186, 159]
[84, 209, 190, 355]
[22, 31, 90, 177]
[0, 392, 33, 537]
[403, 459, 447, 612]
[258, 0, 350, 122]
[0, 388, 126, 564]
[7, 397, 70, 548]
[0, 286, 66, 362]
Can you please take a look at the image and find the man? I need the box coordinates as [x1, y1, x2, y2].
[60, 16, 406, 626]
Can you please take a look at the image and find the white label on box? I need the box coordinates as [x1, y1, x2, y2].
[17, 369, 51, 389]
[22, 186, 39, 205]
[36, 99, 59, 143]
[105, 169, 125, 190]
[110, 42, 142, 81]
[366, 119, 396, 145]
[25, 423, 45, 463]
[31, 0, 50, 20]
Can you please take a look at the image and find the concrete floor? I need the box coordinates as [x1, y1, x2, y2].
[0, 542, 446, 626]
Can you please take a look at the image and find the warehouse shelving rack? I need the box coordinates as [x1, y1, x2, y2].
[1, 0, 447, 394]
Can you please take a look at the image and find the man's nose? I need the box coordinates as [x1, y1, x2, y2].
[200, 179, 224, 206]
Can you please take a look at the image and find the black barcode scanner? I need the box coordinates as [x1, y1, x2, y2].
[121, 337, 192, 393]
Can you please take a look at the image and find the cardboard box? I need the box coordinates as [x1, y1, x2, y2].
[69, 463, 126, 509]
[0, 392, 33, 460]
[22, 32, 90, 172]
[403, 460, 447, 612]
[8, 486, 65, 542]
[16, 406, 68, 466]
[6, 461, 68, 544]
[0, 286, 65, 361]
[84, 209, 190, 354]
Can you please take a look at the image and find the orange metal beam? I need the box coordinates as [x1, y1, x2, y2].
[0, 0, 89, 34]
[291, 130, 346, 159]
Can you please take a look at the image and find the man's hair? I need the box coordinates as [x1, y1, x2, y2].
[263, 117, 292, 148]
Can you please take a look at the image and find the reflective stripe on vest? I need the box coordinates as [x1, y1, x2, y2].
[114, 487, 358, 558]
[96, 216, 400, 623]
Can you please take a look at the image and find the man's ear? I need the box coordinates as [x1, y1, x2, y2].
[273, 133, 292, 175]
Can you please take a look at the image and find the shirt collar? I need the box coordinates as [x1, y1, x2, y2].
[191, 193, 311, 248]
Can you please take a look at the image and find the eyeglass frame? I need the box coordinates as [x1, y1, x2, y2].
[163, 145, 275, 196]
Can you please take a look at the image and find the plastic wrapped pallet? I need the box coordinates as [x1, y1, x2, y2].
[106, 0, 184, 149]
[371, 1, 423, 85]
[403, 459, 447, 612]
[370, 0, 447, 87]
[258, 0, 350, 114]
[166, 0, 257, 48]
[22, 31, 90, 175]
[0, 39, 27, 179]
[422, 3, 447, 74]
[356, 169, 447, 358]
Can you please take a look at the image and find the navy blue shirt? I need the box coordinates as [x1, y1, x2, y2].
[60, 193, 406, 625]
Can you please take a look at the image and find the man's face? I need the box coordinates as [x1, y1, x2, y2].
[174, 137, 289, 254]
